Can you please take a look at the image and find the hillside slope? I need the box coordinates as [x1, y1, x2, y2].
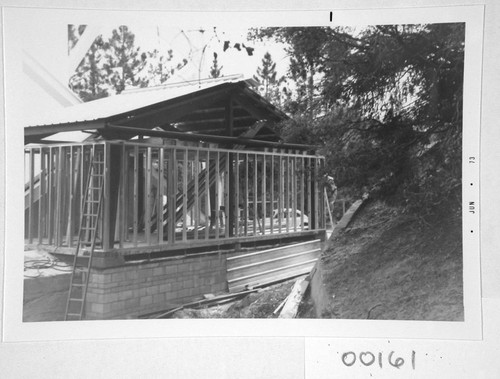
[302, 200, 463, 321]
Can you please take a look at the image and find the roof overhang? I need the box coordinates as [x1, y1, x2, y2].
[24, 79, 290, 146]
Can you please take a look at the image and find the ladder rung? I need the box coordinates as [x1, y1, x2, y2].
[71, 283, 85, 287]
[69, 298, 84, 302]
[66, 313, 82, 317]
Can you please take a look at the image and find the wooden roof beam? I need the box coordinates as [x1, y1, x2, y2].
[109, 85, 235, 127]
[105, 124, 314, 151]
[174, 115, 255, 127]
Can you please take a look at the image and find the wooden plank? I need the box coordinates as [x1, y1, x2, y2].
[300, 157, 305, 231]
[306, 157, 312, 231]
[133, 145, 139, 246]
[314, 158, 319, 230]
[278, 277, 310, 319]
[170, 148, 178, 243]
[47, 148, 53, 244]
[38, 148, 46, 244]
[235, 153, 240, 237]
[324, 187, 333, 226]
[66, 146, 74, 246]
[55, 146, 63, 246]
[28, 149, 34, 243]
[80, 145, 85, 233]
[204, 151, 210, 240]
[292, 156, 297, 232]
[99, 229, 323, 255]
[285, 155, 290, 233]
[278, 155, 283, 234]
[119, 144, 127, 248]
[214, 151, 220, 240]
[244, 153, 248, 236]
[182, 149, 188, 242]
[253, 154, 257, 235]
[158, 147, 165, 243]
[145, 148, 152, 245]
[103, 143, 111, 250]
[193, 149, 199, 240]
[261, 155, 266, 236]
[224, 151, 230, 239]
[270, 154, 274, 234]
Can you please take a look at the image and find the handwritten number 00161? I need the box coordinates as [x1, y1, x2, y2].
[341, 351, 416, 370]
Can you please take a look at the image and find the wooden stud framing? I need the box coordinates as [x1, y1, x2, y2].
[55, 146, 63, 246]
[171, 148, 178, 243]
[244, 154, 249, 237]
[118, 144, 126, 248]
[133, 145, 139, 246]
[270, 154, 274, 234]
[204, 151, 210, 240]
[66, 145, 74, 247]
[235, 153, 240, 237]
[285, 154, 290, 233]
[224, 151, 230, 239]
[253, 154, 258, 235]
[24, 140, 324, 252]
[292, 156, 297, 232]
[278, 155, 283, 234]
[300, 157, 305, 231]
[261, 155, 266, 235]
[103, 144, 111, 250]
[182, 148, 188, 242]
[38, 148, 46, 244]
[194, 149, 199, 240]
[158, 147, 164, 243]
[214, 151, 220, 240]
[307, 157, 312, 230]
[27, 149, 34, 243]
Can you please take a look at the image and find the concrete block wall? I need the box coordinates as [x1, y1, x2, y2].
[85, 251, 228, 320]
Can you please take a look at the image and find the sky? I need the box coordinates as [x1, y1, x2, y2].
[81, 24, 292, 86]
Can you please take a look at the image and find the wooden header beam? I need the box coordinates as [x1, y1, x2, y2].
[105, 124, 315, 151]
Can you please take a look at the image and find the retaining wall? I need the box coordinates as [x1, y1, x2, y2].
[85, 251, 228, 319]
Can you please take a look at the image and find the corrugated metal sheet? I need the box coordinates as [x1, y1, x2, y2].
[24, 75, 251, 128]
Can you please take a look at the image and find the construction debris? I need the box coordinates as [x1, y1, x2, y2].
[278, 276, 311, 318]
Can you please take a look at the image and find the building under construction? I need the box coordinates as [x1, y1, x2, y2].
[24, 78, 326, 320]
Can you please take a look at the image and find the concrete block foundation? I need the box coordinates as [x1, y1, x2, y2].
[85, 251, 229, 320]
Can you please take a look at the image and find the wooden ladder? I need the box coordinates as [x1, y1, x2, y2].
[64, 150, 105, 321]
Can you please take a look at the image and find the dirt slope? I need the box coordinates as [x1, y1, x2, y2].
[301, 200, 463, 321]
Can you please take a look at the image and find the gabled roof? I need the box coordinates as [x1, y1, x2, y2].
[25, 77, 288, 145]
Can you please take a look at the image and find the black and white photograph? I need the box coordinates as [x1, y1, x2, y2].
[20, 21, 467, 323]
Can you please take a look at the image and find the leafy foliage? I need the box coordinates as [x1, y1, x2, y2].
[256, 24, 464, 220]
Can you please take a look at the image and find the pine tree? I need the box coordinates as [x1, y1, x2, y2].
[209, 52, 223, 78]
[253, 52, 284, 107]
[104, 26, 149, 94]
[68, 34, 109, 102]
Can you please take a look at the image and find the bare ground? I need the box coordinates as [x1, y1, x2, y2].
[299, 200, 464, 321]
